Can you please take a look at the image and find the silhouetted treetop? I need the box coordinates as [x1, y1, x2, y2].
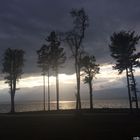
[2, 48, 25, 80]
[47, 31, 66, 68]
[66, 8, 89, 54]
[109, 31, 140, 74]
[70, 8, 89, 35]
[46, 31, 60, 47]
[37, 44, 51, 72]
[81, 55, 100, 84]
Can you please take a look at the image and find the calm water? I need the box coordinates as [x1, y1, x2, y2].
[0, 99, 139, 113]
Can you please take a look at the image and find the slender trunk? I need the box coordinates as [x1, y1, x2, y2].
[76, 74, 80, 109]
[75, 64, 81, 110]
[75, 56, 79, 110]
[10, 60, 15, 113]
[43, 73, 46, 111]
[10, 92, 15, 113]
[76, 71, 78, 109]
[126, 68, 132, 111]
[89, 81, 93, 110]
[77, 65, 81, 109]
[56, 68, 59, 110]
[11, 78, 16, 113]
[48, 70, 50, 111]
[130, 68, 139, 109]
[75, 55, 81, 110]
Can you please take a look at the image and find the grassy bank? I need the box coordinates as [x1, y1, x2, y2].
[0, 109, 140, 140]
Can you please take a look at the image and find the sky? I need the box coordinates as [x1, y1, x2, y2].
[0, 0, 140, 102]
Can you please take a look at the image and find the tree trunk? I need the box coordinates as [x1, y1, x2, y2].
[126, 68, 132, 111]
[43, 73, 46, 111]
[75, 65, 81, 110]
[56, 69, 59, 110]
[48, 70, 50, 111]
[75, 54, 81, 110]
[10, 92, 15, 113]
[89, 81, 93, 110]
[10, 78, 16, 113]
[130, 68, 139, 109]
[75, 54, 78, 110]
[77, 66, 81, 109]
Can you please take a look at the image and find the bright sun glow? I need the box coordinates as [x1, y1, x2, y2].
[59, 74, 76, 84]
[0, 64, 140, 91]
[98, 64, 124, 78]
[18, 69, 119, 90]
[17, 73, 76, 89]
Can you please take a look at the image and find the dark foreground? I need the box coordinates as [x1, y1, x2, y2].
[0, 109, 140, 140]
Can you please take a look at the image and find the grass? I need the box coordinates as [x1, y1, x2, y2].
[0, 109, 140, 140]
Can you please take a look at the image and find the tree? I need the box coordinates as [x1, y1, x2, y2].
[2, 48, 25, 113]
[66, 8, 89, 110]
[109, 31, 140, 110]
[46, 31, 66, 110]
[37, 44, 51, 111]
[81, 55, 99, 110]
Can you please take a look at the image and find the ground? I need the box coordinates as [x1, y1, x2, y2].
[0, 109, 140, 140]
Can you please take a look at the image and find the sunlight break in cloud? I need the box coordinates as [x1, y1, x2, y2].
[18, 74, 76, 88]
[0, 64, 140, 91]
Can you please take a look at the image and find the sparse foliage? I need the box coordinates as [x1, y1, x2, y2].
[81, 55, 99, 109]
[47, 31, 66, 110]
[66, 8, 89, 110]
[2, 48, 25, 113]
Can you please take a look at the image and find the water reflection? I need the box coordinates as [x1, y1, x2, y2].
[0, 99, 136, 113]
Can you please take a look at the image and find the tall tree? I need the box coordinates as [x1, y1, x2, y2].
[109, 31, 140, 110]
[2, 48, 25, 113]
[46, 31, 66, 110]
[66, 8, 89, 110]
[37, 44, 51, 111]
[81, 55, 99, 110]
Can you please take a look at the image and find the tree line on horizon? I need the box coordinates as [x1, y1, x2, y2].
[1, 8, 140, 113]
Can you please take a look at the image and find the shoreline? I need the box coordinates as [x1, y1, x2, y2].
[0, 108, 140, 114]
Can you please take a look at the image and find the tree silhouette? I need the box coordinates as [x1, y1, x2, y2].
[66, 8, 89, 110]
[109, 31, 140, 110]
[81, 55, 99, 110]
[46, 31, 66, 110]
[37, 44, 51, 111]
[2, 48, 25, 113]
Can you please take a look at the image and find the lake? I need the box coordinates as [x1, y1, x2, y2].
[0, 99, 138, 113]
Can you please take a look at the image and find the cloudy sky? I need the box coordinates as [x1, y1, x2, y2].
[0, 0, 140, 102]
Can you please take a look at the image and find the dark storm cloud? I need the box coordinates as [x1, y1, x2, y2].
[0, 0, 140, 74]
[82, 0, 140, 63]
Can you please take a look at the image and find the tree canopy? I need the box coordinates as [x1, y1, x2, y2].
[81, 55, 99, 84]
[109, 31, 140, 74]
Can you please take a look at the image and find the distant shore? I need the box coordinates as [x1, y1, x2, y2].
[1, 108, 140, 114]
[0, 109, 140, 140]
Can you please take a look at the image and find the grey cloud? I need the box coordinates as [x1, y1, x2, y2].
[0, 0, 140, 75]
